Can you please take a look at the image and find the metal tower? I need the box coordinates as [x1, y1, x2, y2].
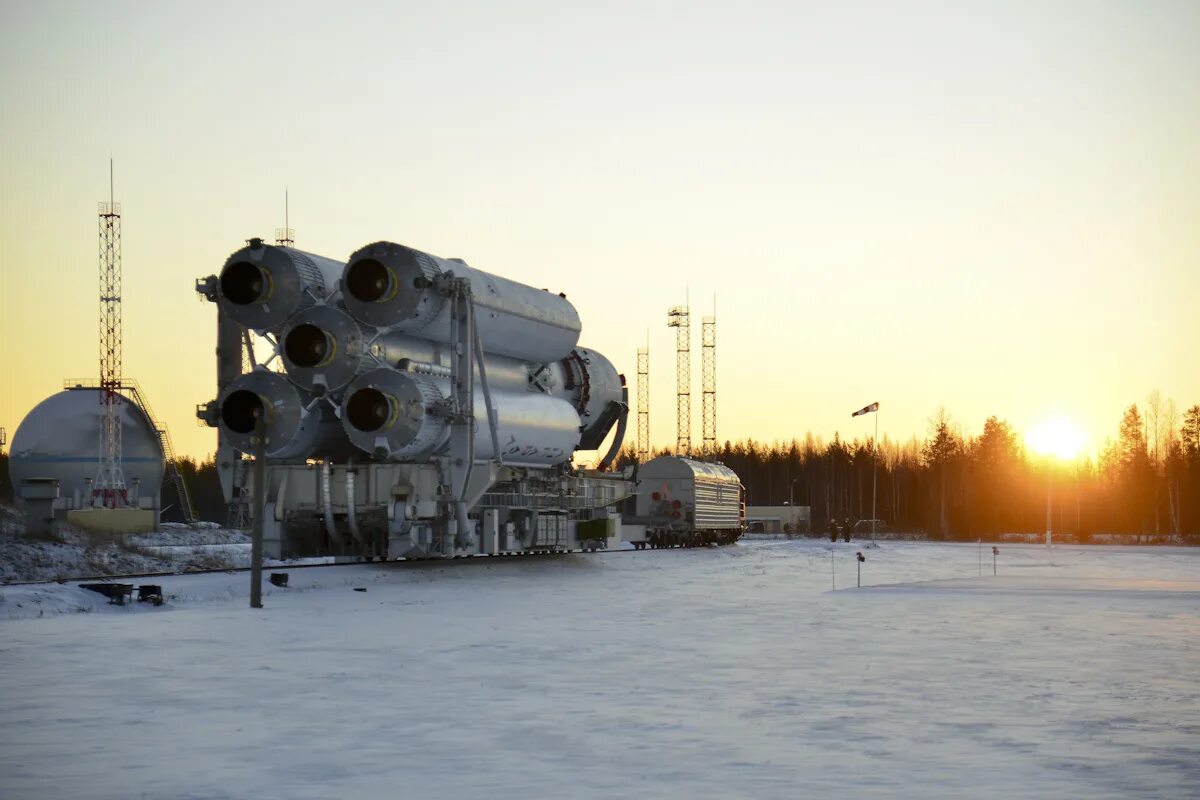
[636, 345, 650, 461]
[274, 188, 294, 247]
[667, 304, 690, 456]
[701, 314, 716, 453]
[93, 161, 128, 507]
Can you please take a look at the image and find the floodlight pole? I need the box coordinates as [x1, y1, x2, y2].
[1045, 462, 1053, 549]
[250, 411, 266, 609]
[871, 410, 878, 544]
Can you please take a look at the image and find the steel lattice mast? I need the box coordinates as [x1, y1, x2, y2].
[701, 314, 716, 454]
[93, 160, 128, 507]
[667, 303, 690, 456]
[636, 345, 650, 461]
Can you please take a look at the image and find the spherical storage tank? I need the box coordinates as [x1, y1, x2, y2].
[8, 388, 166, 510]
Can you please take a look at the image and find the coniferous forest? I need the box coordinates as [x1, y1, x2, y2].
[618, 399, 1200, 542]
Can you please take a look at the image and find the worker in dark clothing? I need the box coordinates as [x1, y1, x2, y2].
[843, 518, 853, 543]
[828, 517, 838, 542]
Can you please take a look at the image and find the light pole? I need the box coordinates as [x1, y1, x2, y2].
[1044, 460, 1053, 548]
[1028, 419, 1085, 549]
[851, 402, 880, 544]
[871, 409, 878, 544]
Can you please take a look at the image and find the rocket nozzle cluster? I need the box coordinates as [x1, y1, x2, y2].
[211, 239, 626, 464]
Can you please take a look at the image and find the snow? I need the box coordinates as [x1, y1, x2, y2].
[0, 506, 323, 583]
[1, 540, 1198, 799]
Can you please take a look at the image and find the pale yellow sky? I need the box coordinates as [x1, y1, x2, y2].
[2, 1, 1198, 461]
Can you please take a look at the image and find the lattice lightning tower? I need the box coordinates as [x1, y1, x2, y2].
[667, 304, 690, 456]
[701, 314, 716, 453]
[636, 346, 650, 461]
[93, 161, 128, 507]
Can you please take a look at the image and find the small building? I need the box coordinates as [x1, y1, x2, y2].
[745, 505, 811, 534]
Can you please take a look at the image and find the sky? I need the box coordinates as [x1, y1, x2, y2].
[1, 0, 1198, 462]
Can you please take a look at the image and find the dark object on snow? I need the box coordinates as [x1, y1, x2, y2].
[137, 585, 164, 606]
[843, 518, 853, 543]
[80, 583, 134, 605]
[856, 551, 865, 563]
[828, 518, 838, 542]
[269, 573, 289, 587]
[353, 587, 367, 592]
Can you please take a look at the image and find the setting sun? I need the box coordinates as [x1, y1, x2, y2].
[1027, 417, 1087, 460]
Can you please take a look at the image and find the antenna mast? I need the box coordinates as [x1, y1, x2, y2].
[275, 188, 295, 247]
[667, 301, 691, 456]
[93, 159, 128, 507]
[636, 341, 650, 462]
[701, 305, 716, 454]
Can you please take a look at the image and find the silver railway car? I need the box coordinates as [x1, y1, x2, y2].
[628, 456, 744, 549]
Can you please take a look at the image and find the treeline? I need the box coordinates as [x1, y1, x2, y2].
[619, 398, 1200, 541]
[8, 396, 1200, 540]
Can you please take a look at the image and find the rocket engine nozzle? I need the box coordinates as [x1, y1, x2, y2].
[217, 370, 334, 459]
[278, 305, 364, 392]
[216, 244, 345, 332]
[284, 324, 334, 369]
[220, 389, 265, 434]
[345, 387, 393, 432]
[344, 257, 396, 304]
[219, 261, 270, 306]
[342, 369, 443, 460]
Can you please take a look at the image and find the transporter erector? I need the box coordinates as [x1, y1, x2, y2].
[196, 237, 742, 559]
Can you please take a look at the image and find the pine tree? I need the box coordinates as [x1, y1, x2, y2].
[1116, 405, 1153, 535]
[972, 416, 1020, 534]
[1182, 406, 1200, 459]
[922, 411, 963, 538]
[1181, 406, 1200, 537]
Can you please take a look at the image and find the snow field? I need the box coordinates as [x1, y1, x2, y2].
[1, 540, 1197, 799]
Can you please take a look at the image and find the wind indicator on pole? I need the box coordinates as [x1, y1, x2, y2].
[851, 402, 880, 544]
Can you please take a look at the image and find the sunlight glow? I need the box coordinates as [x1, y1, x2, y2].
[1027, 417, 1086, 460]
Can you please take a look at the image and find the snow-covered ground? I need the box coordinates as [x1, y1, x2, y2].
[1, 540, 1197, 799]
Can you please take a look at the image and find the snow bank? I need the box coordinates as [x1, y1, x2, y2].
[0, 503, 299, 583]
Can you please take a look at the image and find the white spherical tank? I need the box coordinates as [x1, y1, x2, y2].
[8, 388, 166, 509]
